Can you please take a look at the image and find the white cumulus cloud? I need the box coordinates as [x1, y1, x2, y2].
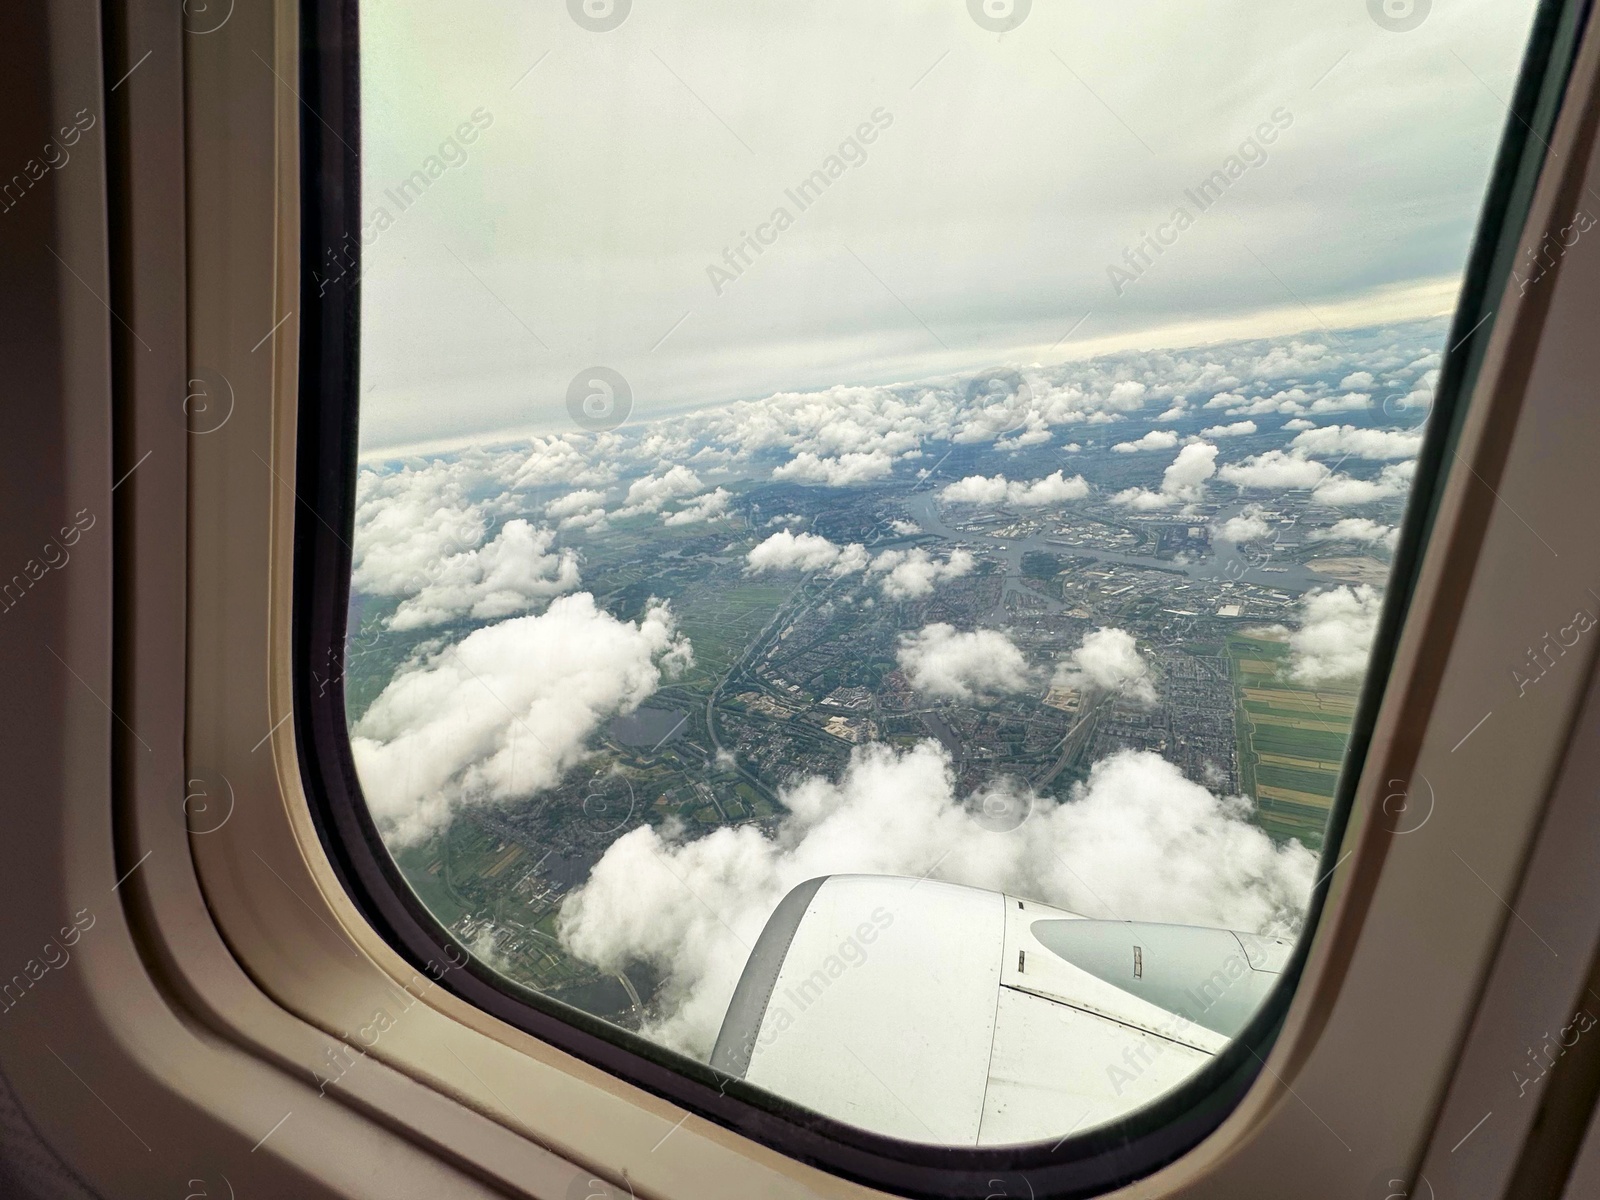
[1106, 380, 1148, 410]
[1112, 442, 1217, 510]
[1217, 450, 1330, 490]
[387, 519, 582, 631]
[616, 466, 706, 516]
[546, 489, 607, 520]
[350, 594, 692, 845]
[870, 548, 976, 600]
[897, 624, 1032, 700]
[1290, 424, 1422, 460]
[1051, 627, 1157, 705]
[1201, 420, 1258, 438]
[353, 464, 487, 598]
[508, 435, 617, 490]
[1112, 429, 1180, 453]
[1214, 505, 1272, 544]
[1310, 461, 1415, 506]
[941, 470, 1089, 507]
[772, 450, 895, 486]
[745, 531, 869, 577]
[662, 488, 732, 526]
[1308, 518, 1399, 549]
[1307, 392, 1373, 415]
[1289, 586, 1382, 684]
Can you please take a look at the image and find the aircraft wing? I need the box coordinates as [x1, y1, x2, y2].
[711, 874, 1290, 1146]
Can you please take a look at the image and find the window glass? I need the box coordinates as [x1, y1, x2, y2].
[348, 0, 1539, 1146]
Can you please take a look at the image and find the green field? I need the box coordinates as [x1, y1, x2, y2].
[672, 583, 789, 686]
[1228, 634, 1359, 849]
[393, 819, 599, 996]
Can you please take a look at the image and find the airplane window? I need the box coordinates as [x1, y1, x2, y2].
[337, 0, 1542, 1154]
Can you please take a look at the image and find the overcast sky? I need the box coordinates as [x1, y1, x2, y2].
[356, 0, 1538, 457]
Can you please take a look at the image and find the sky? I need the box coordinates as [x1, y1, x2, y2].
[355, 0, 1538, 457]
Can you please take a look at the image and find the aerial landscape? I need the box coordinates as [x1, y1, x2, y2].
[342, 315, 1432, 1058]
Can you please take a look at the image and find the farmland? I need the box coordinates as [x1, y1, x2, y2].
[1229, 633, 1359, 849]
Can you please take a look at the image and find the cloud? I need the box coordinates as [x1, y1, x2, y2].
[350, 594, 692, 845]
[745, 530, 869, 577]
[1307, 392, 1373, 415]
[995, 423, 1053, 451]
[546, 489, 607, 519]
[870, 548, 976, 600]
[556, 743, 1317, 1058]
[1217, 449, 1330, 490]
[1218, 442, 1416, 502]
[1050, 627, 1157, 705]
[386, 519, 582, 631]
[362, 322, 1453, 494]
[1201, 420, 1258, 438]
[888, 519, 921, 536]
[772, 450, 895, 486]
[941, 470, 1089, 507]
[508, 436, 617, 490]
[662, 488, 732, 526]
[559, 506, 609, 532]
[616, 466, 706, 516]
[1340, 371, 1375, 389]
[1214, 506, 1272, 543]
[1310, 460, 1415, 506]
[353, 464, 487, 598]
[1112, 442, 1217, 510]
[1290, 424, 1422, 460]
[1308, 518, 1399, 549]
[1220, 390, 1317, 418]
[1289, 586, 1382, 684]
[466, 926, 512, 973]
[897, 624, 1032, 700]
[1249, 340, 1333, 380]
[1106, 381, 1148, 410]
[1110, 488, 1178, 511]
[1283, 418, 1316, 431]
[1161, 442, 1219, 499]
[1112, 429, 1180, 453]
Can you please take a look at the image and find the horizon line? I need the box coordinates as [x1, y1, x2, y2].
[357, 274, 1460, 466]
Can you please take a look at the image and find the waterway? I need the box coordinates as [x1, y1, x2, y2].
[608, 705, 689, 746]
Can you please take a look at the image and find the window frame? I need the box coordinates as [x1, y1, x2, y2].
[285, 0, 1596, 1196]
[21, 0, 1600, 1196]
